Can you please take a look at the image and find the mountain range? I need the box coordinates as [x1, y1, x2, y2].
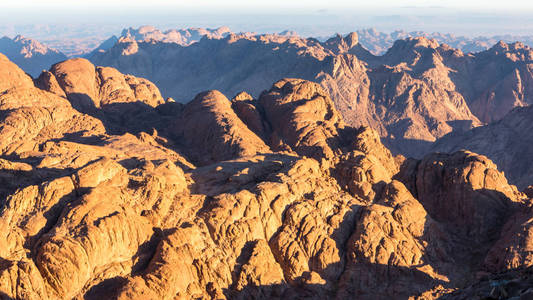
[355, 28, 533, 54]
[4, 27, 533, 172]
[88, 30, 533, 158]
[0, 52, 532, 299]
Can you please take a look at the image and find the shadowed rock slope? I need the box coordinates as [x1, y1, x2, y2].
[90, 31, 533, 157]
[0, 56, 532, 299]
[432, 105, 533, 190]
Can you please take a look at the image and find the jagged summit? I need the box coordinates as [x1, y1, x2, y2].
[0, 35, 67, 77]
[90, 30, 533, 157]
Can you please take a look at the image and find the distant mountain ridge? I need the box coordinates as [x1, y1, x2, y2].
[0, 35, 67, 77]
[355, 28, 533, 54]
[4, 26, 533, 159]
[89, 28, 533, 157]
[120, 25, 232, 45]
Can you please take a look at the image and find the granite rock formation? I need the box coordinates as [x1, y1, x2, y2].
[432, 105, 533, 190]
[90, 29, 533, 157]
[0, 55, 531, 299]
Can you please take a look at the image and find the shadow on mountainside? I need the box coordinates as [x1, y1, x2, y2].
[0, 291, 14, 300]
[82, 229, 165, 300]
[439, 266, 533, 299]
[62, 91, 191, 157]
[0, 155, 78, 206]
[188, 153, 300, 197]
[382, 137, 436, 159]
[394, 156, 530, 287]
[224, 209, 451, 299]
[66, 93, 168, 136]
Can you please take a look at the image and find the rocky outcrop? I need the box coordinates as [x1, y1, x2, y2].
[484, 204, 533, 272]
[0, 53, 533, 300]
[37, 58, 165, 111]
[402, 151, 522, 242]
[171, 90, 270, 165]
[432, 105, 533, 189]
[258, 78, 345, 159]
[0, 53, 35, 92]
[91, 31, 533, 157]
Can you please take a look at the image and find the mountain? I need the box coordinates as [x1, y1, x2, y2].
[355, 28, 533, 55]
[120, 25, 232, 45]
[0, 35, 67, 77]
[89, 30, 533, 157]
[0, 54, 533, 299]
[84, 35, 119, 57]
[431, 105, 533, 190]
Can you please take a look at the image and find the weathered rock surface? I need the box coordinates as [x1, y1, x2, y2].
[432, 105, 533, 190]
[258, 78, 346, 159]
[0, 54, 532, 300]
[90, 29, 533, 157]
[0, 53, 35, 92]
[171, 90, 270, 165]
[38, 58, 165, 111]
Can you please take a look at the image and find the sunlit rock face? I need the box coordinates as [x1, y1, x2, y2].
[91, 30, 533, 158]
[0, 54, 532, 300]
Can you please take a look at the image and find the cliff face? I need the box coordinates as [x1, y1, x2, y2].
[0, 55, 532, 299]
[89, 31, 533, 157]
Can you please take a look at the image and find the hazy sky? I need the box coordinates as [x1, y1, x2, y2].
[2, 0, 533, 39]
[4, 0, 533, 11]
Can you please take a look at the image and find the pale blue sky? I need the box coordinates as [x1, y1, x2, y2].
[4, 0, 533, 11]
[2, 0, 533, 38]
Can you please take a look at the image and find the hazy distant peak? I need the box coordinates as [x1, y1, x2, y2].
[119, 26, 233, 46]
[345, 32, 359, 47]
[92, 35, 119, 54]
[137, 25, 158, 35]
[3, 35, 61, 58]
[404, 36, 440, 49]
[354, 28, 533, 55]
[278, 30, 299, 37]
[0, 35, 67, 77]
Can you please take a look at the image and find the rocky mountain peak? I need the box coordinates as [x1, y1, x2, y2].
[323, 32, 360, 54]
[387, 36, 440, 54]
[0, 36, 67, 77]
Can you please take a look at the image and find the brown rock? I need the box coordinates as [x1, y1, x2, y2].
[42, 58, 165, 111]
[484, 204, 533, 271]
[172, 90, 270, 165]
[0, 53, 35, 92]
[258, 78, 344, 159]
[1, 51, 533, 300]
[231, 92, 269, 138]
[338, 180, 451, 299]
